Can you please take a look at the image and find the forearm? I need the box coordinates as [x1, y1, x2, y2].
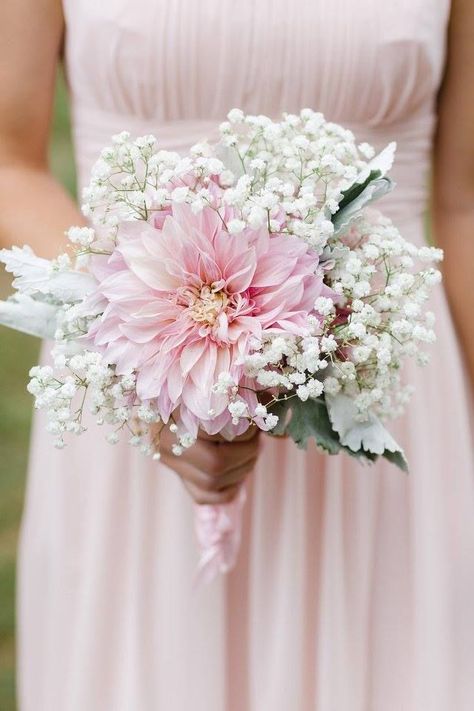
[434, 207, 474, 388]
[0, 163, 83, 260]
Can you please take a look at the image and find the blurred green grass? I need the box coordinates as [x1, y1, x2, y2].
[0, 71, 75, 711]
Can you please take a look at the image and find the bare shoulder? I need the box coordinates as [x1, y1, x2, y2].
[0, 0, 64, 165]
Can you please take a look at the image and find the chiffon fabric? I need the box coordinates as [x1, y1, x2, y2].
[18, 1, 474, 710]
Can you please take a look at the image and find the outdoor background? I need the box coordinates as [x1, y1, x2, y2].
[0, 71, 76, 711]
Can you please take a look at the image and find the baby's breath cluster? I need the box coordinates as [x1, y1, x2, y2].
[81, 131, 227, 239]
[81, 109, 378, 253]
[15, 108, 443, 459]
[26, 350, 196, 456]
[320, 215, 442, 419]
[235, 212, 443, 425]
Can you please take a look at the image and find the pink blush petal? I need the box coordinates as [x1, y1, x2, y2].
[120, 239, 182, 291]
[180, 339, 208, 375]
[157, 383, 174, 422]
[167, 362, 185, 403]
[93, 318, 123, 346]
[131, 301, 181, 321]
[100, 271, 150, 302]
[190, 342, 218, 393]
[228, 316, 262, 340]
[251, 254, 298, 287]
[118, 322, 160, 343]
[246, 226, 270, 258]
[197, 251, 222, 284]
[178, 406, 200, 438]
[127, 256, 181, 291]
[200, 409, 233, 436]
[181, 380, 213, 420]
[136, 365, 162, 400]
[223, 248, 256, 292]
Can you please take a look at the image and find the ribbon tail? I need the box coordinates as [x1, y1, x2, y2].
[193, 484, 247, 588]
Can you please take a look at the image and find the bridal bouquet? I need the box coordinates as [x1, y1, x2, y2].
[0, 109, 442, 582]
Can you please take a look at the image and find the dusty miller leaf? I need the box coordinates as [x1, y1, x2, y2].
[0, 245, 96, 303]
[214, 144, 245, 179]
[332, 171, 394, 235]
[325, 393, 408, 472]
[0, 294, 59, 339]
[369, 141, 397, 176]
[268, 397, 397, 468]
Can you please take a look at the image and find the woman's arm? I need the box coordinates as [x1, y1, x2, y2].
[0, 0, 83, 259]
[433, 0, 474, 388]
[0, 0, 260, 502]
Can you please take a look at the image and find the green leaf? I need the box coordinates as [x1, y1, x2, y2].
[268, 396, 408, 472]
[382, 449, 409, 473]
[269, 397, 342, 454]
[325, 393, 408, 473]
[336, 169, 382, 212]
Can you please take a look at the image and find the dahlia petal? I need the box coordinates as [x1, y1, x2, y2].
[216, 312, 229, 342]
[136, 364, 162, 400]
[160, 323, 198, 353]
[228, 316, 262, 339]
[215, 344, 231, 376]
[251, 254, 298, 287]
[271, 317, 309, 335]
[118, 220, 157, 244]
[157, 383, 174, 422]
[152, 206, 173, 230]
[198, 251, 222, 284]
[180, 339, 208, 375]
[214, 231, 243, 267]
[219, 417, 250, 439]
[93, 317, 123, 346]
[181, 379, 213, 420]
[131, 300, 181, 320]
[167, 361, 185, 402]
[200, 409, 233, 436]
[103, 338, 142, 373]
[89, 250, 126, 282]
[190, 342, 218, 393]
[120, 240, 182, 291]
[171, 204, 220, 243]
[118, 321, 160, 343]
[178, 406, 200, 438]
[100, 271, 150, 302]
[246, 226, 270, 257]
[224, 250, 257, 293]
[253, 276, 304, 310]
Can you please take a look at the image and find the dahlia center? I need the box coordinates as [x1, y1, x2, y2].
[187, 284, 229, 325]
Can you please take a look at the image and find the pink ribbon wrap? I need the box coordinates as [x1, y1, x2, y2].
[193, 485, 247, 587]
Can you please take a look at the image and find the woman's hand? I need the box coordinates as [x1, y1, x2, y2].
[158, 425, 260, 505]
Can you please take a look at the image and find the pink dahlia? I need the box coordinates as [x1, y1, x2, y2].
[86, 205, 327, 436]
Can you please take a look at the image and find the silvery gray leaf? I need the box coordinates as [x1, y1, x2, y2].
[0, 245, 96, 303]
[0, 294, 60, 339]
[214, 143, 245, 179]
[332, 176, 394, 236]
[0, 245, 52, 292]
[320, 243, 350, 268]
[33, 270, 97, 304]
[326, 392, 406, 459]
[369, 141, 397, 177]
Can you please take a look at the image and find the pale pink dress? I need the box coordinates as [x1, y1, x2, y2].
[18, 1, 474, 710]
